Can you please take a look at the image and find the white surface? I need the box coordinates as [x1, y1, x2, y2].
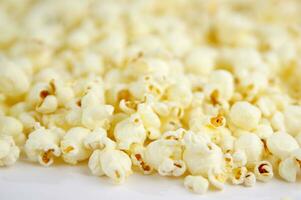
[0, 161, 300, 200]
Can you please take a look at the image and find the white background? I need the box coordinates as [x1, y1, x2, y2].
[0, 161, 300, 200]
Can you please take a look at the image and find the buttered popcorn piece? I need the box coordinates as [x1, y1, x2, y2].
[0, 135, 20, 166]
[1, 0, 301, 196]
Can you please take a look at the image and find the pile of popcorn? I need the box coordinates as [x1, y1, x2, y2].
[1, 0, 301, 195]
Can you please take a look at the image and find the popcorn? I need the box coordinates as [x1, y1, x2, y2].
[232, 150, 248, 168]
[283, 105, 301, 136]
[219, 129, 235, 153]
[130, 144, 153, 174]
[25, 127, 62, 166]
[244, 172, 256, 187]
[0, 135, 20, 167]
[294, 132, 301, 146]
[61, 127, 91, 164]
[271, 111, 286, 132]
[0, 115, 25, 146]
[144, 139, 182, 173]
[204, 70, 234, 102]
[166, 81, 193, 109]
[18, 112, 38, 133]
[215, 12, 255, 47]
[114, 113, 146, 150]
[183, 132, 224, 176]
[256, 97, 276, 118]
[119, 99, 137, 114]
[26, 82, 52, 107]
[84, 128, 116, 150]
[66, 91, 114, 129]
[129, 76, 165, 101]
[235, 133, 264, 163]
[278, 148, 301, 182]
[81, 103, 113, 130]
[208, 169, 227, 190]
[1, 0, 301, 195]
[162, 128, 186, 141]
[67, 20, 96, 49]
[253, 124, 273, 140]
[237, 71, 269, 101]
[27, 81, 68, 114]
[88, 149, 132, 184]
[96, 30, 126, 65]
[50, 79, 74, 106]
[137, 102, 161, 140]
[34, 68, 65, 83]
[158, 158, 186, 177]
[231, 167, 247, 185]
[184, 175, 209, 194]
[185, 47, 217, 76]
[254, 161, 274, 182]
[278, 156, 299, 182]
[88, 150, 105, 176]
[266, 132, 299, 160]
[9, 102, 28, 118]
[125, 57, 171, 80]
[0, 116, 23, 138]
[41, 108, 69, 129]
[0, 58, 30, 99]
[74, 77, 105, 103]
[36, 95, 58, 114]
[229, 101, 261, 131]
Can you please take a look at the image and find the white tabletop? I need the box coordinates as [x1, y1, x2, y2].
[0, 161, 300, 200]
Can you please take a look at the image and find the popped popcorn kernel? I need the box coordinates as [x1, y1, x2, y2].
[0, 135, 20, 167]
[184, 175, 209, 195]
[229, 101, 261, 131]
[254, 161, 274, 182]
